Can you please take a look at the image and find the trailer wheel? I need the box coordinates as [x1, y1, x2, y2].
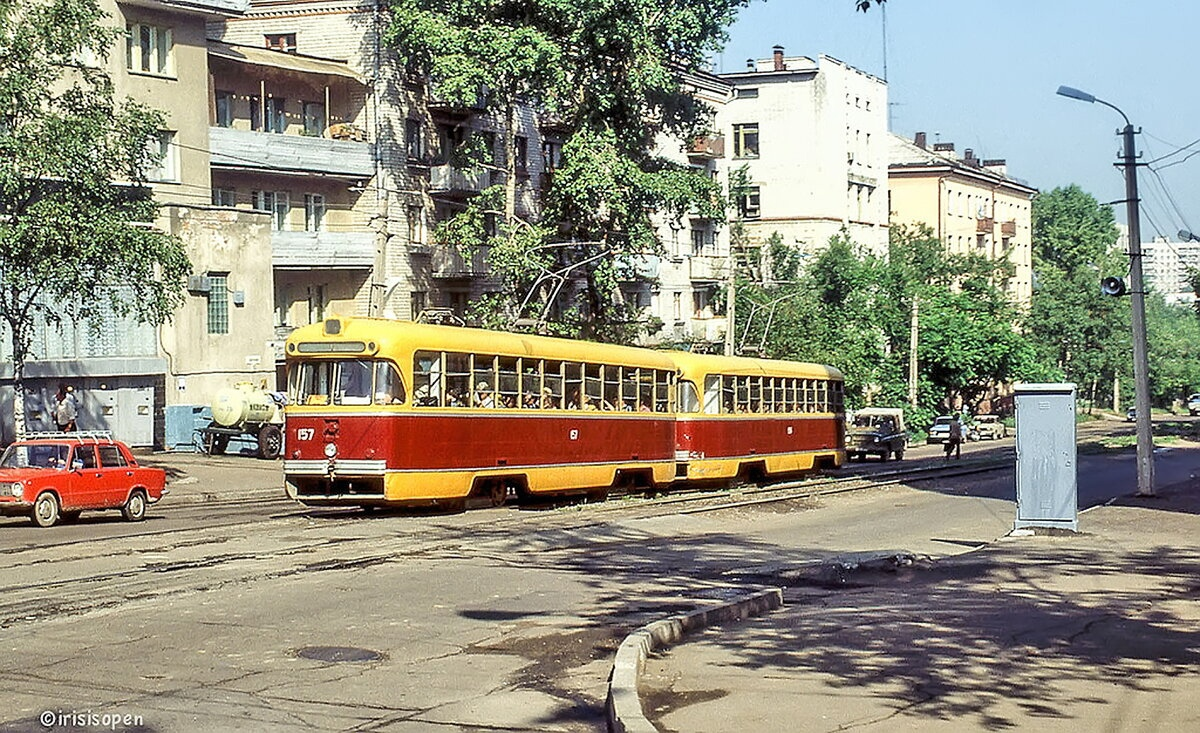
[257, 424, 283, 460]
[208, 429, 229, 455]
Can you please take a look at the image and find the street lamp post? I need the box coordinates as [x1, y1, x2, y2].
[1057, 85, 1155, 497]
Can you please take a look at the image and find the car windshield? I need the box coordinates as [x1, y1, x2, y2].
[0, 443, 70, 469]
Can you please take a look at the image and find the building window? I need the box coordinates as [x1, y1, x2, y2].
[126, 23, 172, 76]
[672, 292, 682, 321]
[734, 87, 759, 99]
[265, 33, 296, 53]
[514, 136, 528, 171]
[206, 273, 230, 335]
[252, 190, 289, 230]
[308, 284, 325, 324]
[304, 194, 325, 232]
[542, 138, 563, 171]
[215, 90, 233, 128]
[738, 186, 761, 219]
[407, 204, 424, 245]
[145, 131, 178, 182]
[212, 188, 235, 207]
[410, 291, 426, 320]
[477, 130, 497, 165]
[436, 123, 463, 164]
[732, 123, 759, 158]
[302, 101, 325, 137]
[264, 97, 287, 134]
[405, 119, 423, 160]
[691, 227, 715, 256]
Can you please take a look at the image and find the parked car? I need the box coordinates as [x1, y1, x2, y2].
[926, 415, 954, 444]
[846, 408, 907, 462]
[1188, 393, 1200, 416]
[0, 433, 166, 527]
[974, 414, 1007, 440]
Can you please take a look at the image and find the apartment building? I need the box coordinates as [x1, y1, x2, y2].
[888, 132, 1036, 306]
[3, 0, 276, 446]
[211, 0, 549, 330]
[646, 70, 733, 349]
[714, 48, 890, 256]
[1142, 237, 1200, 305]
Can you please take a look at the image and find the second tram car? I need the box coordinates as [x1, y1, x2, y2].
[282, 317, 846, 511]
[670, 352, 845, 482]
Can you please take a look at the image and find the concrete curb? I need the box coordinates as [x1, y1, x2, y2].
[606, 587, 783, 733]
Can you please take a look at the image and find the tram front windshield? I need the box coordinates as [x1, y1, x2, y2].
[290, 359, 406, 406]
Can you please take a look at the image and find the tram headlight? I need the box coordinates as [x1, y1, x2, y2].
[323, 442, 338, 458]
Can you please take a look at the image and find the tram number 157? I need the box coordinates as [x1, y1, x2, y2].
[297, 428, 316, 441]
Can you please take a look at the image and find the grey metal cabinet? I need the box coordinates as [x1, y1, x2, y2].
[1014, 383, 1078, 532]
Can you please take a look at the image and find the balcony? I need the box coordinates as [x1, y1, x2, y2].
[689, 255, 726, 282]
[429, 164, 498, 196]
[687, 135, 725, 160]
[976, 217, 995, 233]
[209, 127, 374, 179]
[271, 230, 375, 270]
[432, 244, 489, 279]
[1000, 220, 1017, 237]
[690, 316, 727, 343]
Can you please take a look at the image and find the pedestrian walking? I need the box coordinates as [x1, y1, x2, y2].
[54, 383, 78, 433]
[944, 415, 963, 460]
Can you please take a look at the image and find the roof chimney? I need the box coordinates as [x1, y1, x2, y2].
[914, 131, 927, 150]
[773, 45, 785, 71]
[746, 58, 755, 71]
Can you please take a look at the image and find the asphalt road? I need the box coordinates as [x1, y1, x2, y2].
[0, 420, 1196, 732]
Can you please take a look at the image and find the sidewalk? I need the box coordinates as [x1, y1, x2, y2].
[136, 449, 285, 504]
[636, 480, 1200, 732]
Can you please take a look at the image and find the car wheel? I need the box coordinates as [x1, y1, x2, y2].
[257, 425, 283, 460]
[894, 448, 904, 461]
[31, 492, 60, 528]
[122, 490, 147, 522]
[879, 449, 889, 462]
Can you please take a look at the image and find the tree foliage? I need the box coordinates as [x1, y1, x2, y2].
[385, 0, 741, 341]
[1026, 185, 1127, 407]
[0, 0, 190, 434]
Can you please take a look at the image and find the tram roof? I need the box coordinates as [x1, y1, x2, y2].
[286, 317, 679, 369]
[665, 350, 844, 381]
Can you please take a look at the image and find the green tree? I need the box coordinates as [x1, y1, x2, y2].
[1145, 295, 1200, 406]
[385, 0, 737, 341]
[0, 0, 190, 436]
[1027, 185, 1127, 408]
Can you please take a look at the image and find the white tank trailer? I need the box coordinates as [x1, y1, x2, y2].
[201, 383, 285, 459]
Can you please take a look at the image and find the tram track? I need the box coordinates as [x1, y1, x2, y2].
[0, 454, 1015, 628]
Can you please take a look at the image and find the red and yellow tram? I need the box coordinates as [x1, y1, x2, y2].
[282, 317, 845, 510]
[669, 352, 845, 482]
[283, 317, 678, 509]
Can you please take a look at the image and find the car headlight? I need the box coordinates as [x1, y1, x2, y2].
[2, 481, 23, 497]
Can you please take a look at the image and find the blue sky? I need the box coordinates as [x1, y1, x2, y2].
[718, 0, 1199, 238]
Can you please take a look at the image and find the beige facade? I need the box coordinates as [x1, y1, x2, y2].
[888, 132, 1036, 307]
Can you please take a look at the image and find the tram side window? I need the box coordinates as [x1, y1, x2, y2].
[655, 370, 672, 412]
[702, 375, 721, 414]
[445, 353, 470, 406]
[583, 364, 604, 410]
[622, 369, 640, 412]
[603, 366, 622, 411]
[543, 361, 564, 409]
[521, 360, 541, 408]
[472, 354, 498, 408]
[497, 357, 520, 408]
[413, 351, 442, 406]
[373, 361, 406, 405]
[565, 362, 585, 409]
[816, 379, 829, 412]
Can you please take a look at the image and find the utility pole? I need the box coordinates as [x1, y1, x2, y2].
[724, 241, 736, 356]
[908, 297, 918, 408]
[1056, 85, 1154, 497]
[1120, 120, 1155, 496]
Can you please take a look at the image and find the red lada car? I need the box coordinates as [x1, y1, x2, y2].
[0, 433, 166, 527]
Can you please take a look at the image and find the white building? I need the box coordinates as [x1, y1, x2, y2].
[714, 48, 889, 256]
[1142, 237, 1200, 305]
